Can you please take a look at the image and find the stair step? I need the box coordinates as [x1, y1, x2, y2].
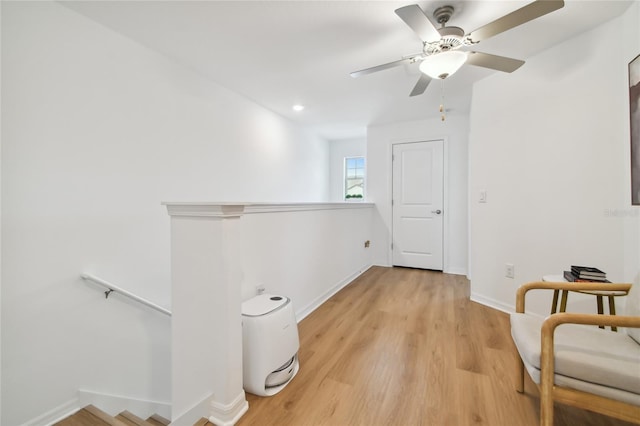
[115, 410, 155, 426]
[54, 403, 217, 426]
[193, 418, 215, 426]
[54, 405, 128, 426]
[146, 413, 171, 426]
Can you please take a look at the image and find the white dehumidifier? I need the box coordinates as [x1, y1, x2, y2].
[241, 294, 300, 396]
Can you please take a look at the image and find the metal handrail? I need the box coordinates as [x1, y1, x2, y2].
[81, 273, 172, 316]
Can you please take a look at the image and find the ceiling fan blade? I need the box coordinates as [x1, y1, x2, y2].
[466, 51, 525, 73]
[409, 73, 431, 97]
[350, 57, 414, 78]
[467, 0, 564, 42]
[395, 5, 441, 42]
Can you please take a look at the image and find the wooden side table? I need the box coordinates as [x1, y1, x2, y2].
[542, 274, 627, 331]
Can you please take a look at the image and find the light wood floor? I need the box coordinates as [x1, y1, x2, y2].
[235, 266, 636, 426]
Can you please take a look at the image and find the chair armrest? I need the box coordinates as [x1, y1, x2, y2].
[542, 312, 640, 332]
[515, 281, 631, 313]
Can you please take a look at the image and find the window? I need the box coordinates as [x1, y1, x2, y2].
[344, 157, 365, 200]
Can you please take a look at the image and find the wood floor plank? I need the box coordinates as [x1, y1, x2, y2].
[237, 266, 635, 426]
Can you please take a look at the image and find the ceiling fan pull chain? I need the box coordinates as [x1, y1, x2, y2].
[440, 79, 446, 121]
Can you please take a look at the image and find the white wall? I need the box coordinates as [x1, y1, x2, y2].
[367, 114, 469, 275]
[468, 3, 640, 316]
[1, 2, 329, 424]
[240, 205, 374, 318]
[329, 138, 366, 202]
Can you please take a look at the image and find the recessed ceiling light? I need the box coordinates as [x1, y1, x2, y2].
[292, 104, 305, 112]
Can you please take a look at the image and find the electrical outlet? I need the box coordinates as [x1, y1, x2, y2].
[256, 284, 265, 295]
[505, 264, 515, 279]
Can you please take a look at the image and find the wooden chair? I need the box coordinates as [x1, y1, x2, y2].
[510, 280, 640, 426]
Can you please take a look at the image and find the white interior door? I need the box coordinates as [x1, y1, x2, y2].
[392, 140, 444, 270]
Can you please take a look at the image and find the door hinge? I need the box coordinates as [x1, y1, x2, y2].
[391, 243, 394, 250]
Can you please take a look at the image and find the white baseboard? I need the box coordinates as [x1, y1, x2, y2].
[77, 389, 171, 420]
[295, 264, 372, 322]
[22, 397, 81, 426]
[208, 391, 249, 426]
[171, 391, 248, 426]
[470, 292, 514, 314]
[170, 392, 213, 426]
[444, 266, 467, 276]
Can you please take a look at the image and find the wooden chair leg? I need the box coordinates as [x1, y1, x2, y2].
[597, 296, 605, 329]
[541, 321, 556, 426]
[551, 290, 559, 314]
[540, 373, 554, 426]
[559, 290, 568, 312]
[608, 296, 617, 332]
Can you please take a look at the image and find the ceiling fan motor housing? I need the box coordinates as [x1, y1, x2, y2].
[437, 26, 465, 50]
[424, 26, 466, 55]
[423, 6, 470, 55]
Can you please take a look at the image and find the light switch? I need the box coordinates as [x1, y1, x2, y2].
[479, 191, 487, 203]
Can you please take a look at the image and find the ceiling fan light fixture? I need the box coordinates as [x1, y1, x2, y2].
[419, 51, 467, 79]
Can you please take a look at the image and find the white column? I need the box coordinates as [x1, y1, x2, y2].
[165, 203, 248, 426]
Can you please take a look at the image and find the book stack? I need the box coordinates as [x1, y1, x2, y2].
[564, 265, 609, 282]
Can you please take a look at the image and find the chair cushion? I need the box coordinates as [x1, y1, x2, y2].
[520, 354, 640, 406]
[511, 313, 640, 394]
[625, 282, 640, 344]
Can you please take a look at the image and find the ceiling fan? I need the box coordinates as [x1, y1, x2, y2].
[350, 0, 565, 97]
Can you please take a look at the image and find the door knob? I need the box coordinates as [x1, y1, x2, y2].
[432, 209, 442, 215]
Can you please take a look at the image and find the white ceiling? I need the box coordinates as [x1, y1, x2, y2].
[61, 0, 634, 140]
